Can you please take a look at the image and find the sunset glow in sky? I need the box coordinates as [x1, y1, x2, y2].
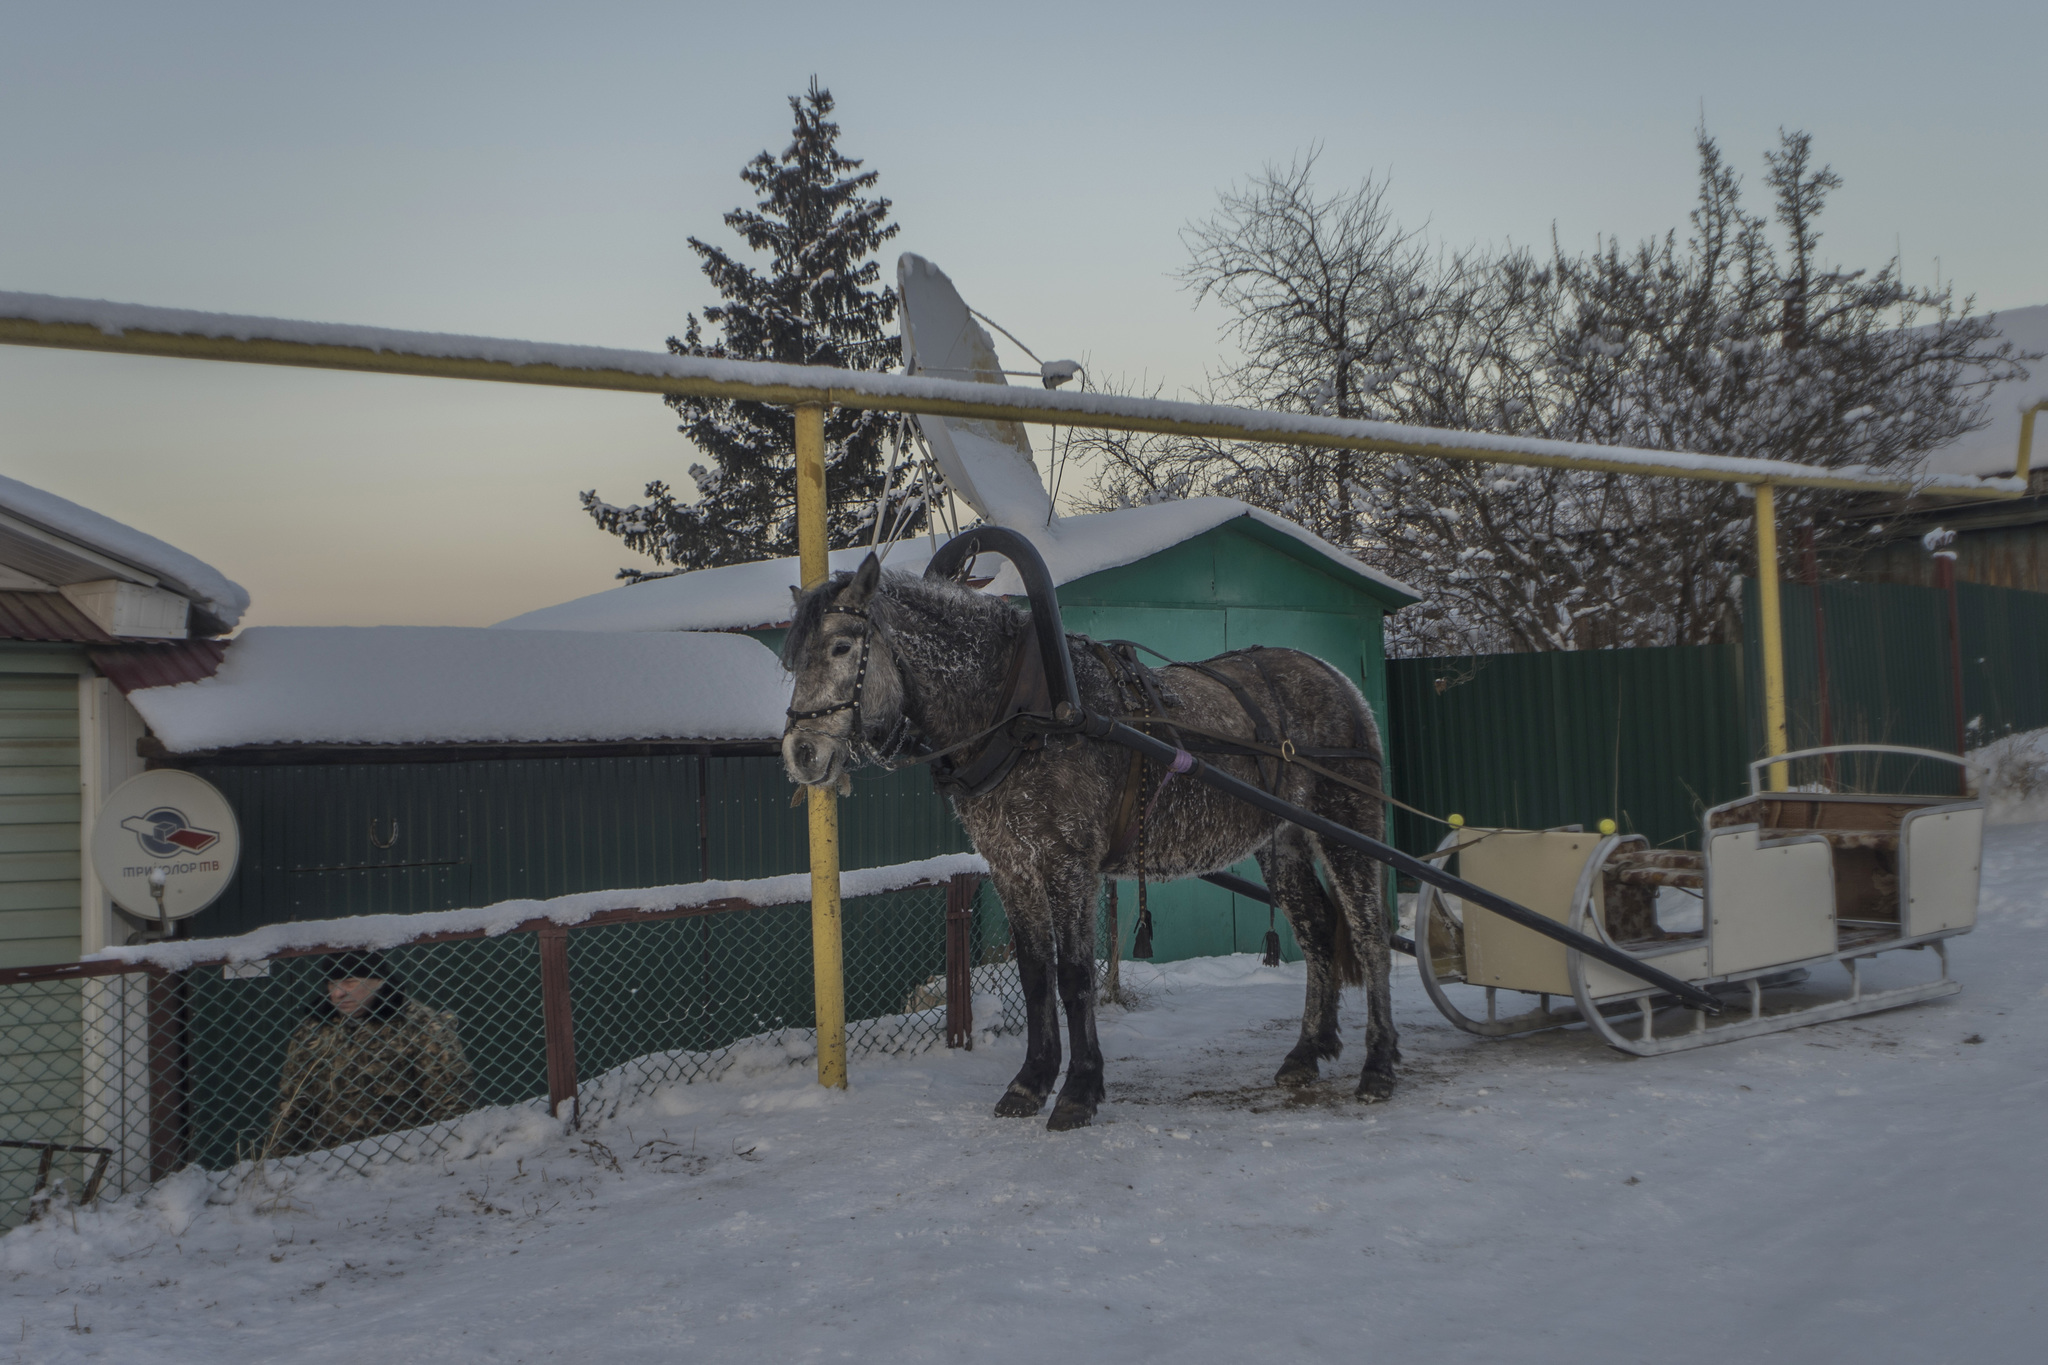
[4, 1, 2041, 626]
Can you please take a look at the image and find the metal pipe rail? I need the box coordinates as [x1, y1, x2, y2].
[0, 291, 2022, 502]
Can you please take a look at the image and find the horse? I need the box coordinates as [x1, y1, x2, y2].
[780, 552, 1397, 1131]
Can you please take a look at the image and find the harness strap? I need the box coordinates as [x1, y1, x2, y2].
[1112, 713, 1449, 829]
[1167, 656, 1285, 794]
[785, 604, 873, 722]
[1089, 643, 1153, 862]
[928, 628, 1053, 799]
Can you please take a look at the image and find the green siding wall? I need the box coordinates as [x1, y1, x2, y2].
[0, 650, 86, 1225]
[0, 651, 85, 968]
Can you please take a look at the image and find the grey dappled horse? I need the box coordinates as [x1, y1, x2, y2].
[781, 554, 1396, 1130]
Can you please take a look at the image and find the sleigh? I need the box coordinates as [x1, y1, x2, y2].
[1414, 745, 1983, 1055]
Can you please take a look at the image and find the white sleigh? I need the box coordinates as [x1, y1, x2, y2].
[1414, 745, 1982, 1056]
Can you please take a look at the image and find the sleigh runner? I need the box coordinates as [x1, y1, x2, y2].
[1415, 745, 1982, 1055]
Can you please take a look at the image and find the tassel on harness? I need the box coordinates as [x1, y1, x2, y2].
[1129, 747, 1192, 961]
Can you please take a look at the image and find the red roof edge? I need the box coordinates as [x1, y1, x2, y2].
[88, 639, 229, 693]
[0, 590, 115, 643]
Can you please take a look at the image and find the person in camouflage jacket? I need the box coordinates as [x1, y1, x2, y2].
[268, 950, 472, 1158]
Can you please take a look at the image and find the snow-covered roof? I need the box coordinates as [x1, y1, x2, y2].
[493, 500, 1419, 634]
[0, 472, 249, 629]
[125, 626, 791, 752]
[1921, 304, 2048, 478]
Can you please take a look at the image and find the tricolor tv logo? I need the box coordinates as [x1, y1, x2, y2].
[120, 807, 222, 858]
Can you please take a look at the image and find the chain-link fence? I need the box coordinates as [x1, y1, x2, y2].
[1, 867, 1025, 1230]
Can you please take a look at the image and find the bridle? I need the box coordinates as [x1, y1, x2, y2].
[783, 604, 915, 766]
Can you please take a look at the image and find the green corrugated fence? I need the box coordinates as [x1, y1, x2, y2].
[1740, 578, 2048, 792]
[1386, 645, 1749, 854]
[1388, 579, 2048, 856]
[178, 755, 969, 940]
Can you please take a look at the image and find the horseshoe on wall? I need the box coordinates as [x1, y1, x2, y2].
[368, 817, 400, 851]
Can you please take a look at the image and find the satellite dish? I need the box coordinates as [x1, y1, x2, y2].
[89, 769, 241, 924]
[897, 254, 1055, 526]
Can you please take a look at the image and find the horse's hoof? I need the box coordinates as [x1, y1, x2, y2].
[1274, 1057, 1319, 1088]
[1046, 1099, 1095, 1131]
[1354, 1071, 1396, 1104]
[993, 1088, 1044, 1118]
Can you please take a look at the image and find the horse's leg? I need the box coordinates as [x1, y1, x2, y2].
[1256, 828, 1347, 1087]
[1314, 823, 1400, 1102]
[1046, 864, 1106, 1131]
[992, 876, 1061, 1118]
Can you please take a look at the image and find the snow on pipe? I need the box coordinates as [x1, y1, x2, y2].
[0, 290, 2021, 501]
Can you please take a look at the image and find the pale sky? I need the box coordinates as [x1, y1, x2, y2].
[3, 1, 2042, 628]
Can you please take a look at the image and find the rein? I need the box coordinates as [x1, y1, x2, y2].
[789, 597, 1445, 835]
[1111, 713, 1452, 831]
[785, 601, 1042, 793]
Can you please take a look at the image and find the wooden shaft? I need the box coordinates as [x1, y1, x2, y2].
[1089, 717, 1723, 1012]
[794, 402, 847, 1089]
[1755, 484, 1790, 792]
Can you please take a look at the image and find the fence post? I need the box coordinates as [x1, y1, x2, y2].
[1754, 483, 1790, 791]
[145, 969, 186, 1181]
[945, 874, 978, 1049]
[537, 925, 579, 1126]
[1934, 550, 1969, 794]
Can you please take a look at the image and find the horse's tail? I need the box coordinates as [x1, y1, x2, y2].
[1305, 652, 1378, 992]
[1330, 899, 1366, 989]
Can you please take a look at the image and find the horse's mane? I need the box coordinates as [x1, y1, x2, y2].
[779, 564, 1010, 669]
[779, 569, 857, 669]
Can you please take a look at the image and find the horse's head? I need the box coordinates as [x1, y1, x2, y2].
[781, 552, 909, 792]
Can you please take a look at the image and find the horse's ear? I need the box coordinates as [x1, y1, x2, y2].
[790, 584, 804, 606]
[844, 552, 882, 606]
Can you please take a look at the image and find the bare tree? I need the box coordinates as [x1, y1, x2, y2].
[1097, 131, 2029, 655]
[1175, 155, 1459, 544]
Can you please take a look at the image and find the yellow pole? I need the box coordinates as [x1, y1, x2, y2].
[2017, 401, 2044, 483]
[1754, 483, 1789, 792]
[794, 402, 848, 1089]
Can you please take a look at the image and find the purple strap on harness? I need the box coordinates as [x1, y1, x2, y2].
[1137, 748, 1197, 834]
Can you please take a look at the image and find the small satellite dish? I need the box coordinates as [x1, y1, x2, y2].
[897, 254, 1055, 527]
[89, 769, 241, 924]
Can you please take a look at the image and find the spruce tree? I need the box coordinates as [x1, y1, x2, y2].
[582, 80, 909, 576]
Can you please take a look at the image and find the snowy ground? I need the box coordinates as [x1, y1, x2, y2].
[9, 826, 2045, 1364]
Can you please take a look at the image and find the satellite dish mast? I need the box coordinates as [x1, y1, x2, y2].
[89, 770, 241, 939]
[897, 254, 1056, 528]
